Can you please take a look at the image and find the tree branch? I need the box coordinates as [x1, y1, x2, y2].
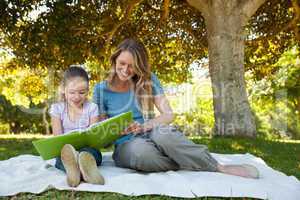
[154, 0, 171, 33]
[159, 0, 170, 24]
[240, 0, 267, 25]
[289, 0, 300, 42]
[181, 26, 208, 50]
[272, 0, 300, 42]
[105, 0, 143, 44]
[186, 0, 209, 18]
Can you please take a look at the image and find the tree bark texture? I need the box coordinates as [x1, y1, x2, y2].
[187, 0, 266, 137]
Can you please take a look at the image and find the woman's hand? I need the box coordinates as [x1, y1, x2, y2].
[121, 121, 144, 135]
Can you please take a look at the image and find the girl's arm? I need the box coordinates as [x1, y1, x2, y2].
[90, 114, 107, 126]
[51, 116, 63, 135]
[90, 116, 100, 125]
[99, 114, 108, 121]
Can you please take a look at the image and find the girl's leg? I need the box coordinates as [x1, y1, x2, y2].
[79, 147, 102, 166]
[56, 147, 102, 171]
[60, 144, 81, 187]
[57, 145, 104, 186]
[55, 157, 66, 172]
[78, 147, 104, 185]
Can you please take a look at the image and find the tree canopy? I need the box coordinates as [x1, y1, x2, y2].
[1, 0, 299, 136]
[1, 0, 299, 83]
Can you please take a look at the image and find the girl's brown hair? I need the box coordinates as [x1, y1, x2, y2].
[58, 66, 89, 102]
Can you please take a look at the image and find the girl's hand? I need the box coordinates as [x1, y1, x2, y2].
[121, 121, 144, 135]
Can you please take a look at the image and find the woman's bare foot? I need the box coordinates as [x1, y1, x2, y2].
[217, 164, 259, 179]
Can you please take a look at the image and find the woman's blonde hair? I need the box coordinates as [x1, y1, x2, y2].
[107, 38, 154, 120]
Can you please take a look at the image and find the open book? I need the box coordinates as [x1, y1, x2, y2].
[33, 111, 133, 160]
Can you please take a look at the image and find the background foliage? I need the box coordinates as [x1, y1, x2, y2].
[0, 0, 299, 138]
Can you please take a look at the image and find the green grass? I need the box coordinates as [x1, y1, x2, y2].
[0, 134, 299, 200]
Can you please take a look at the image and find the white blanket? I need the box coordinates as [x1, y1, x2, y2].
[0, 152, 299, 199]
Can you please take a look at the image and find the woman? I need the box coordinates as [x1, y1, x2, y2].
[93, 38, 259, 178]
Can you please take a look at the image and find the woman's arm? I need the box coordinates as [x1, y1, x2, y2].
[51, 116, 63, 135]
[143, 94, 174, 130]
[125, 94, 174, 134]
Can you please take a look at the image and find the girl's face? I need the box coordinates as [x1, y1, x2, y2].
[115, 51, 135, 82]
[64, 78, 89, 107]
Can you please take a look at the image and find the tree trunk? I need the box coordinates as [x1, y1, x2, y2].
[186, 0, 267, 137]
[296, 97, 300, 121]
[206, 9, 256, 137]
[43, 105, 51, 135]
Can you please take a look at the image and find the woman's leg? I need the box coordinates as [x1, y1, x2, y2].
[217, 164, 259, 178]
[149, 125, 218, 171]
[149, 125, 259, 178]
[113, 137, 179, 172]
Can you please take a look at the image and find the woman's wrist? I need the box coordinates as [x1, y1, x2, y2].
[142, 122, 153, 132]
[143, 113, 173, 132]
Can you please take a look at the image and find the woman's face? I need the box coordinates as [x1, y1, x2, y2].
[64, 77, 89, 108]
[115, 51, 135, 82]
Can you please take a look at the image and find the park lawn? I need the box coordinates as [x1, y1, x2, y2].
[0, 134, 299, 200]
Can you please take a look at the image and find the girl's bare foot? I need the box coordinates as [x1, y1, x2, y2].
[61, 144, 81, 187]
[78, 152, 105, 185]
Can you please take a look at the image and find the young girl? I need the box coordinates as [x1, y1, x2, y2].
[93, 38, 259, 178]
[49, 66, 105, 187]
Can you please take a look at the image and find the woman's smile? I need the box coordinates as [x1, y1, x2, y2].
[116, 51, 135, 81]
